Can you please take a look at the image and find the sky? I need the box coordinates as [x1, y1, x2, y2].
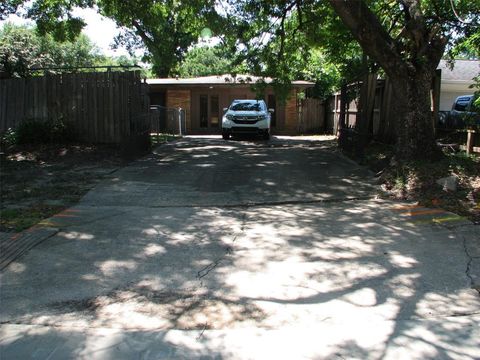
[3, 7, 130, 57]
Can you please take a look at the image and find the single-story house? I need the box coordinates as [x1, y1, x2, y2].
[437, 59, 479, 111]
[147, 75, 314, 135]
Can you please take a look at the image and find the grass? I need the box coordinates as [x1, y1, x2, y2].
[361, 142, 480, 223]
[150, 133, 181, 147]
[1, 205, 64, 232]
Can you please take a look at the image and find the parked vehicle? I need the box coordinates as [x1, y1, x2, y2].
[221, 99, 273, 140]
[438, 94, 480, 129]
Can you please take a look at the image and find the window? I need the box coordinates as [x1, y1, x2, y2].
[200, 95, 208, 127]
[211, 95, 219, 126]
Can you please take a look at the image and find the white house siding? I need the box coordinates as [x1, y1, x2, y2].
[439, 90, 472, 111]
[437, 60, 479, 111]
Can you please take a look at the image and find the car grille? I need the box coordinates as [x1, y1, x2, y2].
[232, 116, 262, 124]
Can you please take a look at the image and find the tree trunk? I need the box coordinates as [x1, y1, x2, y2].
[328, 0, 446, 161]
[390, 69, 440, 160]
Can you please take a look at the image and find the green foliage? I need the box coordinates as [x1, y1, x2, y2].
[471, 75, 480, 110]
[0, 23, 103, 77]
[150, 133, 181, 147]
[15, 118, 75, 144]
[177, 45, 232, 77]
[100, 0, 223, 76]
[4, 0, 216, 77]
[301, 51, 342, 100]
[1, 1, 22, 20]
[15, 0, 93, 42]
[0, 23, 49, 77]
[222, 0, 479, 86]
[0, 128, 17, 148]
[0, 205, 64, 232]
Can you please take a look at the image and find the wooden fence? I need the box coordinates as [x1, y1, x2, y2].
[325, 71, 441, 145]
[0, 71, 150, 144]
[298, 98, 325, 134]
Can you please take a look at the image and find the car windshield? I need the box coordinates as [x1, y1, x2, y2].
[230, 102, 262, 111]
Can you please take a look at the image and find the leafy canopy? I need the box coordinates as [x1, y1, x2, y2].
[3, 0, 224, 77]
[176, 45, 234, 77]
[0, 22, 103, 77]
[221, 0, 479, 80]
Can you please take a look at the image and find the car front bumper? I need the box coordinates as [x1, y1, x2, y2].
[222, 118, 270, 131]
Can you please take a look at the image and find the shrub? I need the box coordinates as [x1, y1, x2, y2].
[0, 128, 17, 147]
[16, 118, 76, 144]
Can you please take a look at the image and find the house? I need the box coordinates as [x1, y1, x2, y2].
[147, 75, 314, 135]
[437, 59, 479, 111]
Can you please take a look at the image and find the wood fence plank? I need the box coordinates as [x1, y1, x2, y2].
[113, 73, 119, 142]
[7, 79, 15, 127]
[42, 75, 48, 120]
[16, 78, 25, 128]
[99, 72, 104, 142]
[108, 72, 115, 142]
[91, 72, 97, 142]
[121, 72, 128, 140]
[0, 80, 4, 131]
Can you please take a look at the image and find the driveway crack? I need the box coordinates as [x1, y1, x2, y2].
[462, 234, 480, 295]
[196, 211, 246, 281]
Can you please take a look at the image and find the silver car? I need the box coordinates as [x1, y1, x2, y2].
[221, 99, 273, 140]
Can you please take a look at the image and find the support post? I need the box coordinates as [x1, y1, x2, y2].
[178, 107, 183, 136]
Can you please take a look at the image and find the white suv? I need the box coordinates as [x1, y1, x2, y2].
[222, 99, 273, 140]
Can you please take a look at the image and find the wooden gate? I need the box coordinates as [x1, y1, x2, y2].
[298, 98, 325, 134]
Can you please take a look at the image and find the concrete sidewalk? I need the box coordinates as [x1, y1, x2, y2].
[1, 136, 479, 359]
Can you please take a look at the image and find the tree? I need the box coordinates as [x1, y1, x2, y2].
[176, 45, 233, 77]
[3, 0, 223, 77]
[0, 23, 104, 77]
[102, 0, 223, 77]
[224, 0, 480, 160]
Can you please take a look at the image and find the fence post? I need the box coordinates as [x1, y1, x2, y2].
[466, 130, 474, 155]
[178, 107, 183, 136]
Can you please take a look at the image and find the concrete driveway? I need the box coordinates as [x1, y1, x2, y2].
[1, 136, 479, 359]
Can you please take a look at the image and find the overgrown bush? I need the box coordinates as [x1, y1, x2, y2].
[0, 128, 17, 148]
[15, 118, 76, 144]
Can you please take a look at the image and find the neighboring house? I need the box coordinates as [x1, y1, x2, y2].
[437, 59, 479, 111]
[147, 75, 314, 135]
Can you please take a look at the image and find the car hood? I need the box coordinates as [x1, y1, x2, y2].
[226, 111, 265, 116]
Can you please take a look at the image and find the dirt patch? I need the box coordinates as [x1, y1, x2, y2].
[0, 143, 138, 232]
[359, 142, 480, 224]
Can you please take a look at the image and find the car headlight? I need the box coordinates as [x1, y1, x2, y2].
[257, 115, 267, 120]
[226, 114, 234, 120]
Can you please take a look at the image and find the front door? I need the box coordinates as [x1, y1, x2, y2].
[199, 93, 221, 131]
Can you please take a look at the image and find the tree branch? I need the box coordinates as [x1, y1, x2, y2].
[328, 0, 406, 77]
[131, 19, 154, 48]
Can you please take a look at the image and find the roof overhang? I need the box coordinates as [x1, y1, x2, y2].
[146, 75, 314, 89]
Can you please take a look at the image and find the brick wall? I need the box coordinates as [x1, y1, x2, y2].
[284, 89, 298, 133]
[166, 89, 191, 131]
